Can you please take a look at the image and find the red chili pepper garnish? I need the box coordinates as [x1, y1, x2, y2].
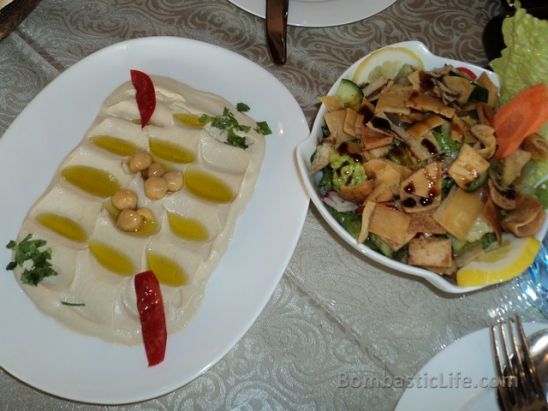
[134, 270, 167, 367]
[456, 66, 477, 80]
[130, 69, 156, 128]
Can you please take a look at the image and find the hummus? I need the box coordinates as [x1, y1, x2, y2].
[13, 75, 265, 345]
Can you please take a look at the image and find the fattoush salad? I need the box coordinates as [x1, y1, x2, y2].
[310, 51, 547, 286]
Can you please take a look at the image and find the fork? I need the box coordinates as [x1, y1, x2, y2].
[491, 315, 547, 411]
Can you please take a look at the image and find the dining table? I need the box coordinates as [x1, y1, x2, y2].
[1, 0, 546, 409]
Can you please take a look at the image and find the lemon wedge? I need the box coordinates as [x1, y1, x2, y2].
[456, 235, 540, 287]
[352, 47, 424, 86]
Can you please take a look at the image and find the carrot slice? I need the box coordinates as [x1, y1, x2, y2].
[493, 84, 548, 159]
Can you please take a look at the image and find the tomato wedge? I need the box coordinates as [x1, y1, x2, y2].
[456, 66, 476, 80]
[134, 270, 167, 367]
[130, 69, 156, 128]
[493, 84, 548, 159]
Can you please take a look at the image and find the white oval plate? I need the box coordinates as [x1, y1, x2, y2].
[229, 0, 396, 27]
[396, 322, 548, 411]
[296, 40, 548, 294]
[0, 37, 310, 404]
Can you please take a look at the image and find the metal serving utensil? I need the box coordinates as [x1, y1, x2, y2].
[491, 316, 548, 411]
[265, 0, 288, 64]
[528, 328, 548, 404]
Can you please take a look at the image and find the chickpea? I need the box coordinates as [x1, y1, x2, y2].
[163, 171, 184, 192]
[128, 151, 152, 173]
[147, 162, 165, 178]
[144, 176, 168, 200]
[136, 207, 154, 221]
[111, 189, 138, 210]
[116, 209, 143, 232]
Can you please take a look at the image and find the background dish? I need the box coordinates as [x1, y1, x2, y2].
[395, 322, 548, 411]
[0, 36, 310, 404]
[228, 0, 397, 27]
[296, 40, 548, 294]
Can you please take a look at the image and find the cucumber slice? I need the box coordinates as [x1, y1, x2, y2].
[336, 79, 363, 111]
[468, 85, 489, 103]
[366, 233, 395, 258]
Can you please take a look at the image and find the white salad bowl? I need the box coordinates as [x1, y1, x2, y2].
[296, 40, 548, 294]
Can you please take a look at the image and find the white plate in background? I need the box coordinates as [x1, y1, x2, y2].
[396, 322, 548, 411]
[229, 0, 396, 27]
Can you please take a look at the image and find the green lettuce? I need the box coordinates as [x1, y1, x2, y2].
[490, 4, 548, 107]
[491, 4, 548, 205]
[517, 160, 548, 207]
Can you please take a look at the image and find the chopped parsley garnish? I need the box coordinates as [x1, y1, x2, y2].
[227, 128, 248, 149]
[5, 234, 57, 286]
[200, 108, 250, 133]
[199, 106, 272, 149]
[61, 301, 85, 307]
[236, 102, 250, 113]
[255, 121, 272, 136]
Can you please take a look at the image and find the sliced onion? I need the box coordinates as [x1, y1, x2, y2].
[322, 191, 359, 213]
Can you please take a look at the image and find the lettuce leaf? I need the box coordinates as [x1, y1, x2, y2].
[517, 160, 548, 207]
[490, 4, 548, 106]
[491, 3, 548, 205]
